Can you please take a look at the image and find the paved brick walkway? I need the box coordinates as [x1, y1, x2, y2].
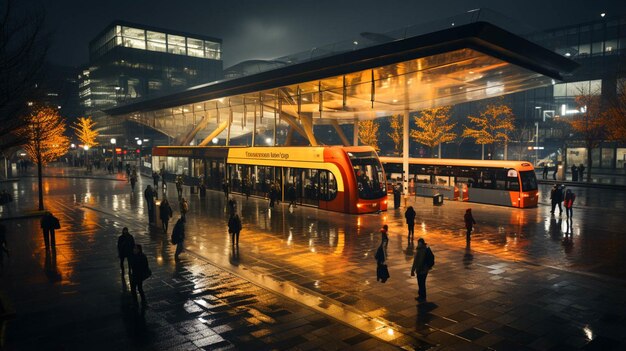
[2, 166, 626, 350]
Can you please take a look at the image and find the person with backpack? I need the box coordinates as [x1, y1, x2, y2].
[171, 217, 185, 259]
[159, 199, 173, 233]
[117, 227, 135, 281]
[374, 242, 389, 283]
[129, 244, 151, 307]
[40, 212, 60, 250]
[410, 238, 435, 303]
[404, 206, 416, 244]
[228, 212, 242, 246]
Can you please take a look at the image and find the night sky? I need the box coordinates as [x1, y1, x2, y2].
[21, 0, 623, 68]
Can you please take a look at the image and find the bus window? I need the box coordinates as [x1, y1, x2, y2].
[519, 171, 538, 191]
[303, 169, 319, 205]
[348, 151, 386, 200]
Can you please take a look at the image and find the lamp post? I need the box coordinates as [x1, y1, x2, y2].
[111, 138, 117, 172]
[137, 139, 142, 171]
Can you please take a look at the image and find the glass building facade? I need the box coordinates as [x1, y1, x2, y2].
[79, 21, 223, 141]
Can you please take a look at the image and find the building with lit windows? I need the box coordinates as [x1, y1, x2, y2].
[79, 21, 223, 141]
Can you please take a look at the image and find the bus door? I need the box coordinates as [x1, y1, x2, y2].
[302, 169, 320, 207]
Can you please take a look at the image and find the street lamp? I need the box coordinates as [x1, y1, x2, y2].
[137, 139, 142, 170]
[110, 138, 117, 171]
[83, 145, 90, 170]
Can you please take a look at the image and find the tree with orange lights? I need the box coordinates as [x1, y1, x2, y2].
[462, 102, 515, 159]
[568, 89, 606, 182]
[358, 120, 380, 151]
[71, 116, 99, 148]
[22, 106, 70, 210]
[387, 114, 403, 156]
[411, 106, 456, 157]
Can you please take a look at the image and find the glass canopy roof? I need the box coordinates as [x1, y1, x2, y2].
[109, 22, 576, 145]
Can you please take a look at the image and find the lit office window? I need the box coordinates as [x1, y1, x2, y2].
[187, 38, 204, 58]
[205, 41, 221, 59]
[554, 80, 602, 97]
[167, 34, 186, 55]
[147, 31, 166, 52]
[121, 26, 146, 49]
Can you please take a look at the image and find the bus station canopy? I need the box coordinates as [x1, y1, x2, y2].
[106, 22, 577, 145]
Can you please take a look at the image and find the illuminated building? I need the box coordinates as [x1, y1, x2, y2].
[79, 21, 223, 142]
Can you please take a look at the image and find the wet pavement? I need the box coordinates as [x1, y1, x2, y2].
[1, 165, 626, 350]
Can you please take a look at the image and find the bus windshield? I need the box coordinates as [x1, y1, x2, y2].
[348, 151, 387, 199]
[519, 171, 538, 192]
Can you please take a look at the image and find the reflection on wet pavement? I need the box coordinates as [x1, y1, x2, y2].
[2, 168, 626, 350]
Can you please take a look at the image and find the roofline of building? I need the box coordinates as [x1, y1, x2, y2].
[106, 21, 578, 116]
[89, 20, 223, 48]
[534, 12, 626, 34]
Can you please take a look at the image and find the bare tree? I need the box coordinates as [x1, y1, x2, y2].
[569, 87, 606, 182]
[0, 0, 49, 152]
[604, 79, 626, 144]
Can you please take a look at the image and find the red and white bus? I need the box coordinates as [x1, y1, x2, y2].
[153, 146, 388, 214]
[380, 157, 538, 208]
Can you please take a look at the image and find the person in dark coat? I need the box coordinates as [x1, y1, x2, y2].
[542, 165, 549, 180]
[268, 185, 277, 209]
[129, 244, 150, 306]
[571, 165, 578, 181]
[172, 217, 185, 259]
[159, 199, 173, 233]
[393, 183, 402, 209]
[374, 244, 389, 283]
[380, 224, 389, 251]
[404, 206, 416, 243]
[564, 189, 576, 218]
[117, 227, 135, 281]
[550, 184, 564, 215]
[144, 185, 155, 223]
[228, 212, 242, 246]
[411, 238, 435, 302]
[552, 165, 558, 180]
[578, 164, 585, 181]
[464, 209, 476, 242]
[40, 212, 60, 250]
[222, 180, 229, 199]
[130, 172, 137, 191]
[227, 197, 237, 216]
[152, 171, 160, 189]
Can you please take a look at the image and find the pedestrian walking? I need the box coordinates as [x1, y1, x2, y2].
[175, 175, 184, 198]
[144, 185, 155, 223]
[393, 183, 402, 209]
[564, 189, 576, 218]
[578, 164, 585, 181]
[40, 212, 60, 250]
[152, 171, 160, 189]
[552, 165, 558, 180]
[374, 243, 389, 283]
[171, 217, 186, 259]
[0, 222, 9, 269]
[550, 184, 564, 215]
[159, 199, 173, 233]
[126, 164, 131, 181]
[129, 244, 151, 307]
[179, 197, 189, 219]
[160, 169, 168, 190]
[228, 212, 242, 246]
[268, 185, 277, 209]
[464, 209, 476, 242]
[380, 224, 389, 251]
[130, 172, 137, 191]
[222, 180, 229, 199]
[571, 165, 579, 181]
[405, 206, 416, 243]
[542, 165, 549, 180]
[411, 238, 435, 303]
[117, 227, 135, 281]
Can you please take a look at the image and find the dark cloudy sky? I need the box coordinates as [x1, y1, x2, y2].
[21, 0, 623, 68]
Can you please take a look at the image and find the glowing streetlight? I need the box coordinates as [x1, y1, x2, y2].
[212, 138, 219, 144]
